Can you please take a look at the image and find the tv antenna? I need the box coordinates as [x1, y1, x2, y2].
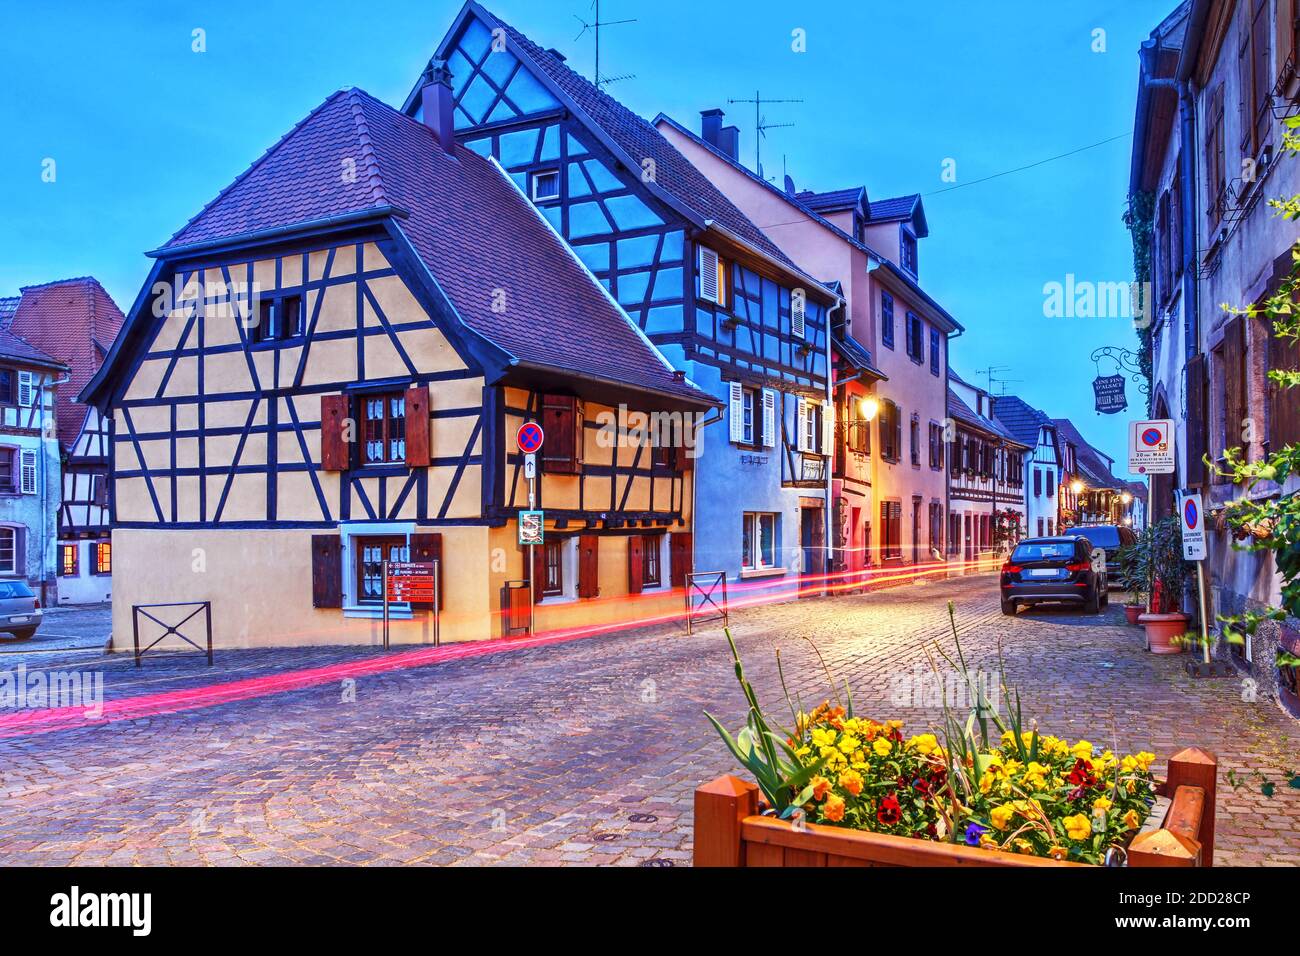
[727, 91, 802, 176]
[975, 365, 1018, 397]
[573, 0, 637, 89]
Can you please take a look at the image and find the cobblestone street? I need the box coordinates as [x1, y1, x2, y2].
[0, 575, 1296, 866]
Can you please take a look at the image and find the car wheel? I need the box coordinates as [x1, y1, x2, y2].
[3, 628, 35, 641]
[1001, 598, 1017, 616]
[1085, 590, 1100, 614]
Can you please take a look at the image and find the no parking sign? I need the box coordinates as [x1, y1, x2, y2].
[1178, 491, 1206, 561]
[1128, 418, 1174, 475]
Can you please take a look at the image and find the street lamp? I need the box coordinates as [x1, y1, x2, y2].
[1120, 492, 1132, 504]
[860, 396, 879, 422]
[1070, 479, 1084, 495]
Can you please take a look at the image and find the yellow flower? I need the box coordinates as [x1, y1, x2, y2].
[907, 733, 940, 755]
[1070, 740, 1093, 760]
[872, 737, 893, 757]
[1023, 761, 1051, 790]
[978, 772, 995, 795]
[838, 768, 864, 797]
[1134, 751, 1156, 772]
[822, 794, 846, 823]
[1014, 839, 1035, 855]
[1093, 795, 1113, 812]
[1120, 755, 1138, 773]
[811, 727, 837, 749]
[838, 733, 861, 755]
[886, 719, 904, 731]
[1122, 809, 1141, 831]
[1048, 846, 1069, 861]
[1063, 813, 1092, 841]
[990, 804, 1016, 831]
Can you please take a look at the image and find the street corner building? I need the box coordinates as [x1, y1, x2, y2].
[0, 324, 68, 605]
[80, 70, 717, 649]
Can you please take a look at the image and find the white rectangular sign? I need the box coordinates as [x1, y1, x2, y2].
[1178, 491, 1206, 561]
[1129, 419, 1175, 475]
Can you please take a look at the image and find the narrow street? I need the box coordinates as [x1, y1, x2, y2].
[0, 575, 1295, 866]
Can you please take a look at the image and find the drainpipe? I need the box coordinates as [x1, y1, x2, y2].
[826, 298, 842, 592]
[43, 371, 71, 603]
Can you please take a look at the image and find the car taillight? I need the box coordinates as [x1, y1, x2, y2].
[1002, 563, 1022, 574]
[1065, 561, 1089, 572]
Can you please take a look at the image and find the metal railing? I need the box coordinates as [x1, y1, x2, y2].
[131, 601, 213, 667]
[685, 571, 728, 636]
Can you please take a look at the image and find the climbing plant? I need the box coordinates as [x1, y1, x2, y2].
[1122, 190, 1156, 415]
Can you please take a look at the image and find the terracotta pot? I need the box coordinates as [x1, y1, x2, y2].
[1124, 604, 1144, 626]
[1139, 612, 1188, 654]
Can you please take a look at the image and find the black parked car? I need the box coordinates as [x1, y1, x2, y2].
[999, 536, 1108, 615]
[1061, 524, 1137, 587]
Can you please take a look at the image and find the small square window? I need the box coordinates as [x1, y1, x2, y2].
[531, 170, 561, 203]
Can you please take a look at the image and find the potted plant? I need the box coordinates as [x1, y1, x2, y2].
[1116, 538, 1146, 625]
[1136, 516, 1191, 654]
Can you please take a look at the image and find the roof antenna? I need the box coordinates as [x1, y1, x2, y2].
[727, 91, 802, 178]
[573, 0, 637, 89]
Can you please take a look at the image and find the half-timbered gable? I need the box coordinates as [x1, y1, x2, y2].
[84, 81, 712, 648]
[994, 394, 1061, 538]
[946, 380, 1028, 562]
[414, 2, 841, 593]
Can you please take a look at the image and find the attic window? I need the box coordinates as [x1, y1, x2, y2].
[698, 247, 728, 307]
[254, 294, 304, 343]
[531, 169, 561, 203]
[900, 229, 918, 276]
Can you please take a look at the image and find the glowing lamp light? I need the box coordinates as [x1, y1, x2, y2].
[1070, 480, 1084, 495]
[860, 396, 880, 422]
[1120, 492, 1132, 504]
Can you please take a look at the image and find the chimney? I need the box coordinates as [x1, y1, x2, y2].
[700, 108, 724, 147]
[718, 125, 740, 161]
[421, 59, 455, 153]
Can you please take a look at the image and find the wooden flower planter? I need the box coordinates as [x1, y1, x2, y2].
[695, 747, 1217, 868]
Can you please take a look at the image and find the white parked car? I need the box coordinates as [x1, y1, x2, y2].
[0, 579, 42, 639]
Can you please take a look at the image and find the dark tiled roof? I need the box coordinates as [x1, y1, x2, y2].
[832, 330, 886, 381]
[479, 6, 801, 272]
[130, 88, 711, 406]
[8, 277, 121, 446]
[0, 297, 19, 328]
[868, 194, 920, 221]
[947, 387, 1024, 446]
[991, 394, 1052, 448]
[795, 187, 867, 214]
[0, 327, 65, 370]
[1052, 418, 1123, 488]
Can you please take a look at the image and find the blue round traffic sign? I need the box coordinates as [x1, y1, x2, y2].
[1141, 427, 1162, 447]
[1184, 498, 1198, 530]
[517, 422, 544, 454]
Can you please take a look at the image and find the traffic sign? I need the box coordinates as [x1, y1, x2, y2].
[517, 422, 545, 454]
[524, 453, 536, 479]
[518, 510, 544, 546]
[1128, 418, 1174, 475]
[385, 561, 438, 602]
[1178, 491, 1206, 561]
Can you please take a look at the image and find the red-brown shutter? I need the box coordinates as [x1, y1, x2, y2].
[1270, 319, 1300, 449]
[577, 534, 599, 598]
[1186, 354, 1209, 486]
[409, 531, 442, 610]
[627, 535, 645, 594]
[311, 534, 342, 608]
[670, 531, 692, 587]
[320, 394, 350, 471]
[405, 385, 431, 468]
[531, 542, 546, 604]
[541, 395, 581, 474]
[1223, 316, 1248, 457]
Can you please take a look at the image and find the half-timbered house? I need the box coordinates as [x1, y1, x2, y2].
[946, 374, 1028, 564]
[993, 394, 1062, 538]
[412, 2, 842, 598]
[81, 72, 714, 648]
[0, 329, 67, 607]
[4, 277, 124, 604]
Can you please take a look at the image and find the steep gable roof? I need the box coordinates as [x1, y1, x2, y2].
[868, 194, 928, 238]
[8, 277, 122, 447]
[795, 187, 868, 215]
[0, 328, 64, 370]
[1052, 418, 1123, 488]
[991, 394, 1053, 448]
[90, 87, 711, 409]
[947, 387, 1025, 447]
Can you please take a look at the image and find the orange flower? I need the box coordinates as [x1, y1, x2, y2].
[838, 769, 864, 796]
[811, 775, 832, 801]
[822, 794, 846, 822]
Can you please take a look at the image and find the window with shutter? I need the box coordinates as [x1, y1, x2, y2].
[17, 371, 33, 409]
[791, 289, 806, 339]
[409, 532, 443, 610]
[728, 381, 744, 443]
[19, 450, 35, 494]
[404, 385, 431, 468]
[881, 292, 895, 349]
[761, 388, 776, 448]
[1223, 317, 1248, 461]
[796, 397, 809, 452]
[1205, 86, 1226, 225]
[670, 531, 692, 587]
[698, 247, 725, 305]
[577, 534, 600, 599]
[1186, 354, 1210, 486]
[310, 534, 343, 608]
[541, 394, 582, 474]
[1269, 319, 1300, 450]
[320, 394, 351, 471]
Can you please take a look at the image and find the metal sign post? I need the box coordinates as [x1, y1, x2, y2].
[516, 424, 545, 637]
[382, 559, 390, 651]
[385, 560, 441, 646]
[1177, 490, 1210, 665]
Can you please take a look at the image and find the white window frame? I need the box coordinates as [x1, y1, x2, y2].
[530, 169, 561, 203]
[338, 521, 416, 618]
[641, 534, 671, 593]
[741, 512, 779, 572]
[0, 526, 15, 574]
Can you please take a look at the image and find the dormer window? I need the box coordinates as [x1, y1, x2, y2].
[254, 294, 303, 343]
[530, 169, 561, 203]
[698, 246, 728, 307]
[900, 228, 918, 276]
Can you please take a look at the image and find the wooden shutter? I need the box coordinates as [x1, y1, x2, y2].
[409, 531, 442, 610]
[577, 534, 600, 598]
[670, 531, 692, 587]
[796, 397, 809, 452]
[310, 534, 343, 608]
[627, 535, 645, 594]
[1223, 317, 1248, 455]
[92, 473, 108, 506]
[1270, 323, 1300, 449]
[728, 382, 744, 443]
[531, 542, 546, 604]
[699, 247, 720, 303]
[1186, 354, 1209, 485]
[761, 388, 776, 448]
[791, 290, 806, 339]
[13, 526, 26, 578]
[17, 371, 33, 408]
[405, 385, 431, 468]
[320, 394, 350, 471]
[821, 401, 833, 456]
[19, 450, 35, 494]
[541, 395, 580, 474]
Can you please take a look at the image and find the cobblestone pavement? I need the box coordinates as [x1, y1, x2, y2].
[0, 576, 1296, 866]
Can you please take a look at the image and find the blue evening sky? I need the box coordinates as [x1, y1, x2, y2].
[0, 0, 1174, 466]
